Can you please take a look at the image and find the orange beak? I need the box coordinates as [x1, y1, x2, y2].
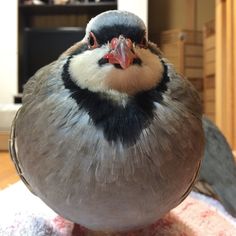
[103, 35, 137, 69]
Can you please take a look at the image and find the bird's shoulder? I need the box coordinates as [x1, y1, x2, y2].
[22, 61, 57, 104]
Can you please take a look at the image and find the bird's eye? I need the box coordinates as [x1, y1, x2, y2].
[88, 32, 98, 49]
[140, 36, 148, 48]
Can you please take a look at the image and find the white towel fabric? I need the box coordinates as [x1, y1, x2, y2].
[0, 181, 235, 236]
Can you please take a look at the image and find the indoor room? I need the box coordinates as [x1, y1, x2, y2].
[0, 0, 235, 235]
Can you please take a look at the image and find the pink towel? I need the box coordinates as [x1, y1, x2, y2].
[0, 181, 235, 236]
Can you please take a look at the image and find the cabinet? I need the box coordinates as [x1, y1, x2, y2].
[160, 29, 203, 102]
[17, 1, 117, 99]
[203, 20, 215, 122]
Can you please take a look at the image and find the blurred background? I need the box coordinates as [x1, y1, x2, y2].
[0, 0, 235, 186]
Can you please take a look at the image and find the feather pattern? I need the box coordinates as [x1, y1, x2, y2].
[10, 56, 203, 231]
[9, 11, 204, 232]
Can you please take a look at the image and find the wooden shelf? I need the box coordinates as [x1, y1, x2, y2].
[19, 2, 117, 15]
[18, 1, 117, 94]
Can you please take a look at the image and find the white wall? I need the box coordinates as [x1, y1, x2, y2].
[118, 0, 148, 29]
[0, 0, 18, 104]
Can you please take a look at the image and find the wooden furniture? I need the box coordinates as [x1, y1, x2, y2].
[18, 1, 117, 96]
[160, 29, 203, 101]
[216, 0, 236, 150]
[203, 20, 215, 122]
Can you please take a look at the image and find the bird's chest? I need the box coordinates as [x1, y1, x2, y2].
[19, 87, 202, 192]
[17, 99, 203, 232]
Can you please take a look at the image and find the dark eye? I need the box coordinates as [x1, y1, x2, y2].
[88, 32, 98, 49]
[140, 36, 148, 48]
[89, 35, 94, 46]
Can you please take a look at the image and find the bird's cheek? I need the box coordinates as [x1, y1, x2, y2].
[103, 50, 164, 95]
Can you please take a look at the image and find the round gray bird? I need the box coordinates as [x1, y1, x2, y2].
[10, 10, 204, 233]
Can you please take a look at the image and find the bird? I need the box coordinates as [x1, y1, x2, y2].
[194, 117, 236, 217]
[9, 10, 204, 234]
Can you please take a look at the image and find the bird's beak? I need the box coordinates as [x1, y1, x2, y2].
[103, 35, 137, 69]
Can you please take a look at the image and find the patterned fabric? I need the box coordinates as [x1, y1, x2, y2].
[0, 181, 235, 236]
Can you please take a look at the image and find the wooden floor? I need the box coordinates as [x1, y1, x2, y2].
[0, 152, 19, 190]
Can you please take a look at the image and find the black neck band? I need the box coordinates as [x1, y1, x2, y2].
[61, 55, 170, 146]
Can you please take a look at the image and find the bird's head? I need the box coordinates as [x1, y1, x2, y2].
[63, 10, 164, 99]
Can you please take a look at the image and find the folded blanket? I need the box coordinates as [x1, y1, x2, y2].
[0, 181, 235, 236]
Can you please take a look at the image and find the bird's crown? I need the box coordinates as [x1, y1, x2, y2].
[84, 10, 147, 45]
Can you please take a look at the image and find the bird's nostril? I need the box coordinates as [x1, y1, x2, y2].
[110, 38, 119, 49]
[125, 38, 133, 49]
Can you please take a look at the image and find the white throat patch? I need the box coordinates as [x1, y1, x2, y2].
[68, 46, 129, 104]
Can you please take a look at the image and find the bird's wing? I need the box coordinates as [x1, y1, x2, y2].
[9, 61, 58, 195]
[196, 116, 236, 216]
[193, 179, 219, 199]
[22, 62, 56, 104]
[9, 107, 35, 194]
[9, 40, 87, 194]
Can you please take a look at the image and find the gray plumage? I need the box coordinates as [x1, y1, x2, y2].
[9, 11, 204, 232]
[194, 117, 236, 217]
